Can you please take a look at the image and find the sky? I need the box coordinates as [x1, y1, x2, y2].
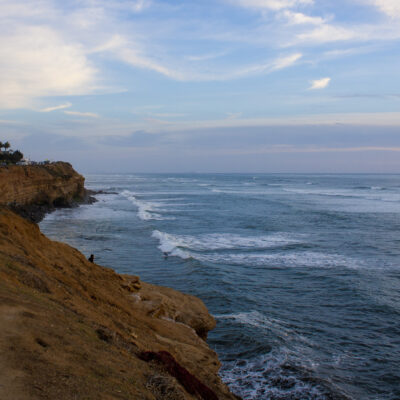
[1, 0, 400, 173]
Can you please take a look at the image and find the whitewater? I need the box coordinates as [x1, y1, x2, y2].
[40, 173, 400, 399]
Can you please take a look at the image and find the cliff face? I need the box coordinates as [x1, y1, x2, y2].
[0, 165, 239, 400]
[0, 162, 86, 221]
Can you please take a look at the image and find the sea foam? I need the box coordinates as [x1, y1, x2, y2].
[151, 230, 364, 268]
[121, 190, 174, 220]
[220, 349, 328, 400]
[152, 230, 301, 252]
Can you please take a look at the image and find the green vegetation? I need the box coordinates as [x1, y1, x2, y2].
[0, 141, 24, 164]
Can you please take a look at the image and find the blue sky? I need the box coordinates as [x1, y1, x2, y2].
[1, 0, 400, 172]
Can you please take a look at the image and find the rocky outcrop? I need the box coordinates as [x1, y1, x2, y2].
[0, 209, 239, 399]
[0, 162, 91, 222]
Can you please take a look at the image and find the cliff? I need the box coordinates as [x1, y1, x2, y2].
[0, 165, 239, 400]
[0, 162, 89, 222]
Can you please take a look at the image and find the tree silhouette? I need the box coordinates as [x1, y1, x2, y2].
[4, 141, 10, 152]
[10, 150, 23, 163]
[0, 141, 3, 152]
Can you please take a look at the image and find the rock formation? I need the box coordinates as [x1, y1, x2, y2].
[0, 162, 92, 222]
[0, 163, 240, 400]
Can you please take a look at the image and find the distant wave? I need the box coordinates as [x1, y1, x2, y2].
[283, 188, 357, 197]
[121, 190, 174, 221]
[216, 311, 296, 339]
[151, 231, 363, 269]
[283, 187, 399, 203]
[152, 230, 301, 255]
[200, 251, 363, 269]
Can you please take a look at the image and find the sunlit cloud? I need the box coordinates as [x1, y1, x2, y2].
[310, 77, 331, 90]
[64, 110, 100, 118]
[40, 103, 72, 112]
[0, 25, 96, 109]
[369, 0, 400, 18]
[271, 53, 303, 70]
[282, 10, 326, 25]
[296, 24, 358, 43]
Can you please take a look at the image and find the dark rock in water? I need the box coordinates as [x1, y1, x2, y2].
[82, 189, 98, 205]
[86, 189, 118, 195]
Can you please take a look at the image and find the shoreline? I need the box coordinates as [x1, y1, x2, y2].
[0, 163, 239, 400]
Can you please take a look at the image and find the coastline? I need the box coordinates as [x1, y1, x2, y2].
[0, 163, 239, 400]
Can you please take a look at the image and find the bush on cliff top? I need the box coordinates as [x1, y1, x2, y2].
[0, 140, 24, 164]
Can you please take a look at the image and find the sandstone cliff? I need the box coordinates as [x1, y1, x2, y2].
[0, 164, 239, 400]
[0, 162, 88, 222]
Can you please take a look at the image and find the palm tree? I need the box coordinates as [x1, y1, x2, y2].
[0, 141, 3, 152]
[4, 141, 10, 152]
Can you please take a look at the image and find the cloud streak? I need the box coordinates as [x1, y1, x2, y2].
[230, 0, 314, 11]
[310, 77, 331, 90]
[64, 111, 100, 118]
[40, 103, 72, 112]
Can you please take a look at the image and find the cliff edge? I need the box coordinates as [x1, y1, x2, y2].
[0, 162, 89, 222]
[0, 165, 239, 400]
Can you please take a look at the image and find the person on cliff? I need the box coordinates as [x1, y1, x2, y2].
[88, 254, 94, 263]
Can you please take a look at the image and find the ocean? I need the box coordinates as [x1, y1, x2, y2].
[40, 173, 400, 400]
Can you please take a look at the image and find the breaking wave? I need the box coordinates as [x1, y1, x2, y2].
[121, 190, 174, 220]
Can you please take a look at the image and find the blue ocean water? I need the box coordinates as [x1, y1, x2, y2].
[40, 174, 400, 400]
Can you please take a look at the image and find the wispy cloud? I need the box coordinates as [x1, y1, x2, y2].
[132, 0, 151, 13]
[149, 113, 186, 118]
[0, 119, 22, 125]
[116, 47, 185, 80]
[186, 51, 229, 62]
[224, 53, 302, 79]
[310, 77, 331, 90]
[215, 145, 400, 155]
[64, 110, 100, 118]
[124, 112, 400, 134]
[296, 24, 358, 44]
[1, 0, 400, 114]
[40, 102, 72, 112]
[281, 10, 326, 25]
[369, 0, 400, 18]
[271, 53, 303, 70]
[229, 0, 314, 11]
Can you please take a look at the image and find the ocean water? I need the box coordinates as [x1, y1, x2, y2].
[40, 174, 400, 400]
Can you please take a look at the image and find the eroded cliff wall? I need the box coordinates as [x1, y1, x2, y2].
[0, 162, 87, 221]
